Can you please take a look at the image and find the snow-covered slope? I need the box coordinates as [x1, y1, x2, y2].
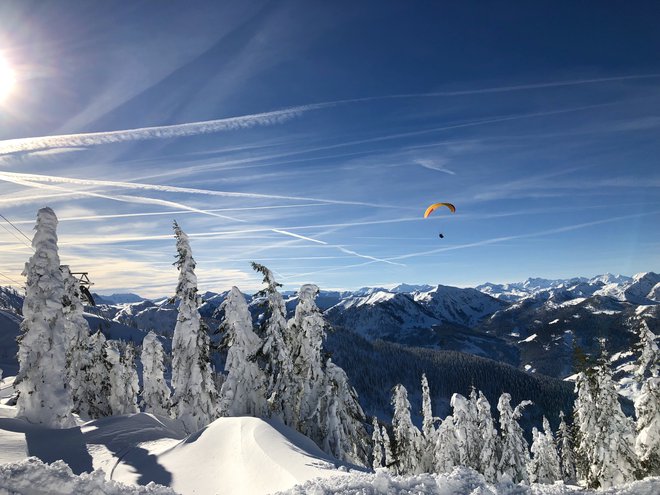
[113, 417, 347, 495]
[594, 272, 660, 304]
[0, 404, 350, 495]
[413, 285, 506, 327]
[325, 290, 440, 342]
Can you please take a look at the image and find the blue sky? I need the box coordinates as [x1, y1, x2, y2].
[0, 1, 658, 297]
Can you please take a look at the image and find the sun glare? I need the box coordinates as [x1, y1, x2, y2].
[0, 55, 16, 103]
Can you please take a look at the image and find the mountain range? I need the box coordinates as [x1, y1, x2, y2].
[1, 271, 657, 429]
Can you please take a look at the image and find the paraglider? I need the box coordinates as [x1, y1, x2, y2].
[423, 202, 455, 239]
[423, 202, 456, 218]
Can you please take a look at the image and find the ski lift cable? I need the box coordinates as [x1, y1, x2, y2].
[0, 221, 32, 249]
[0, 270, 22, 286]
[0, 212, 33, 245]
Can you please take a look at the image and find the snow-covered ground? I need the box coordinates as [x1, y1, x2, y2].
[0, 399, 348, 495]
[1, 398, 658, 495]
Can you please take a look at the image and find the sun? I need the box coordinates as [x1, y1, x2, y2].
[0, 55, 16, 103]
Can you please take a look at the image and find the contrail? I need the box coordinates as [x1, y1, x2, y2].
[387, 210, 660, 261]
[0, 171, 394, 208]
[0, 102, 335, 155]
[2, 73, 652, 159]
[326, 73, 660, 103]
[11, 203, 328, 225]
[0, 174, 400, 266]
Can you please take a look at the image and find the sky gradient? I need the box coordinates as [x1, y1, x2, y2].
[0, 1, 659, 297]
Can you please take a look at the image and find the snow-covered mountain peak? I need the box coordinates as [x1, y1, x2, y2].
[390, 283, 434, 293]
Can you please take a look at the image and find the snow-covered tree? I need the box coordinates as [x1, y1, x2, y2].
[61, 265, 93, 416]
[420, 374, 436, 472]
[77, 331, 112, 419]
[556, 411, 576, 482]
[287, 284, 327, 433]
[476, 391, 498, 482]
[382, 425, 394, 468]
[391, 383, 422, 475]
[219, 286, 266, 418]
[251, 262, 293, 422]
[15, 207, 75, 428]
[527, 416, 561, 484]
[574, 345, 639, 489]
[317, 359, 369, 466]
[372, 417, 384, 470]
[107, 341, 139, 416]
[633, 320, 660, 476]
[434, 414, 458, 473]
[497, 393, 532, 483]
[140, 331, 171, 416]
[451, 392, 480, 471]
[635, 376, 660, 476]
[634, 320, 659, 383]
[171, 221, 218, 432]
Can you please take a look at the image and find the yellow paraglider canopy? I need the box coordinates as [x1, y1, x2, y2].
[423, 202, 456, 218]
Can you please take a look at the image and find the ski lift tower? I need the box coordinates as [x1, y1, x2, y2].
[68, 270, 96, 306]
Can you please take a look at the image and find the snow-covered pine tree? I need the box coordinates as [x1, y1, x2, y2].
[317, 359, 369, 466]
[382, 425, 394, 468]
[527, 416, 561, 484]
[574, 343, 640, 488]
[556, 411, 576, 482]
[140, 331, 171, 417]
[634, 320, 660, 476]
[171, 221, 218, 432]
[391, 383, 422, 475]
[61, 265, 92, 416]
[372, 416, 384, 470]
[434, 414, 458, 473]
[218, 286, 267, 418]
[420, 373, 437, 473]
[15, 207, 75, 428]
[107, 341, 139, 415]
[78, 330, 112, 419]
[476, 391, 498, 482]
[251, 262, 293, 422]
[497, 393, 532, 483]
[450, 392, 480, 471]
[634, 319, 659, 383]
[287, 284, 326, 434]
[635, 376, 660, 476]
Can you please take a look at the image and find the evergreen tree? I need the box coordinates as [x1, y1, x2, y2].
[61, 265, 91, 415]
[476, 391, 498, 482]
[371, 417, 384, 470]
[635, 376, 660, 476]
[574, 343, 639, 488]
[634, 320, 659, 383]
[420, 373, 436, 473]
[15, 207, 75, 428]
[251, 262, 292, 422]
[219, 286, 267, 418]
[79, 331, 112, 419]
[434, 414, 458, 473]
[317, 359, 369, 466]
[171, 221, 218, 432]
[527, 417, 561, 484]
[287, 284, 326, 433]
[391, 384, 422, 475]
[382, 425, 394, 468]
[556, 411, 576, 482]
[451, 392, 480, 471]
[107, 341, 139, 415]
[140, 331, 171, 417]
[497, 393, 532, 483]
[634, 320, 660, 476]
